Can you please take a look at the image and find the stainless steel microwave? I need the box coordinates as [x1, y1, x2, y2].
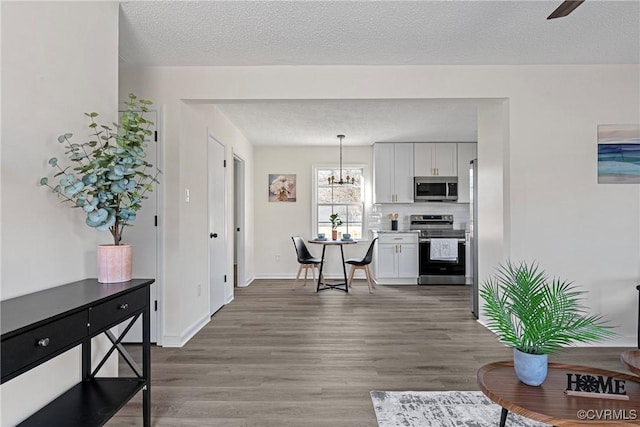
[414, 176, 458, 202]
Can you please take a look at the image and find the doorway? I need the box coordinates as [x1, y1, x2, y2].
[121, 111, 160, 343]
[234, 154, 246, 288]
[208, 134, 227, 315]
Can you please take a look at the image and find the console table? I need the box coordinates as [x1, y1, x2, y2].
[1, 278, 154, 426]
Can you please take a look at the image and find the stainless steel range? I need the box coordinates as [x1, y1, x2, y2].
[410, 214, 466, 285]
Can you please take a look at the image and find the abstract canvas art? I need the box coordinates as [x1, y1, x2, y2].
[268, 174, 296, 202]
[597, 124, 640, 184]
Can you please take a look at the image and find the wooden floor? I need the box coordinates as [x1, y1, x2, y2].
[108, 279, 631, 427]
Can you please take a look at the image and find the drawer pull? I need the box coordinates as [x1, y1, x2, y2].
[37, 338, 50, 347]
[119, 303, 129, 310]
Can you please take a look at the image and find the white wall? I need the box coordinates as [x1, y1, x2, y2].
[118, 65, 256, 345]
[254, 145, 373, 279]
[120, 64, 640, 346]
[159, 101, 254, 346]
[1, 2, 120, 425]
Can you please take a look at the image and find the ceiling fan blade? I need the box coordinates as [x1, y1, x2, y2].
[547, 0, 585, 19]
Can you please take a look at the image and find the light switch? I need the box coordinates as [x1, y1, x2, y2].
[185, 188, 190, 203]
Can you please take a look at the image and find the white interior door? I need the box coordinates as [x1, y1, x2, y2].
[120, 111, 159, 343]
[208, 135, 227, 315]
[234, 154, 245, 287]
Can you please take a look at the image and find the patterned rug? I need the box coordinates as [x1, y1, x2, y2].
[370, 391, 549, 427]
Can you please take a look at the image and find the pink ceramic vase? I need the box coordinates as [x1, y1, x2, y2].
[97, 244, 133, 283]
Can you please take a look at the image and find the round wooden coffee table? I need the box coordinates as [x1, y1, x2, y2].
[621, 349, 640, 377]
[478, 361, 640, 426]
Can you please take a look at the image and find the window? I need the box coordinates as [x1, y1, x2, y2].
[315, 166, 364, 239]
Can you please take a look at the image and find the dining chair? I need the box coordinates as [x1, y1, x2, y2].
[291, 236, 323, 290]
[345, 238, 378, 293]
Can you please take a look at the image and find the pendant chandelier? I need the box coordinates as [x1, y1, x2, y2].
[328, 134, 355, 185]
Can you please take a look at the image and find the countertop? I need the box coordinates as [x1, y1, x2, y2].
[373, 230, 419, 234]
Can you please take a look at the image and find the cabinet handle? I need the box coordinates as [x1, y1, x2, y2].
[119, 303, 129, 310]
[37, 338, 50, 347]
[399, 245, 402, 253]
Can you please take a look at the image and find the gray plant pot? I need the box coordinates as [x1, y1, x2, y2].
[513, 348, 548, 386]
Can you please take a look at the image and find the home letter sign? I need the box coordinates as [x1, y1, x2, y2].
[565, 373, 628, 400]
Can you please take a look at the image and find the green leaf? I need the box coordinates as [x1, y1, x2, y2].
[39, 177, 48, 185]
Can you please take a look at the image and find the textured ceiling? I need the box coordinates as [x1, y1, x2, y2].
[214, 99, 479, 146]
[119, 1, 639, 66]
[118, 0, 640, 146]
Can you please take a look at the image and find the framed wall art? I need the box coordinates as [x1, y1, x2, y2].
[597, 124, 640, 184]
[268, 174, 296, 202]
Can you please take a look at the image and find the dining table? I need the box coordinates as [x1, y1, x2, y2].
[308, 239, 357, 292]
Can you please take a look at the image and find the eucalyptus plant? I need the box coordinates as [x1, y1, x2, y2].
[40, 93, 160, 245]
[480, 260, 615, 355]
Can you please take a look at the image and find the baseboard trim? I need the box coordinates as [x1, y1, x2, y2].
[162, 313, 210, 347]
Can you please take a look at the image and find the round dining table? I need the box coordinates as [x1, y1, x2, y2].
[308, 239, 357, 292]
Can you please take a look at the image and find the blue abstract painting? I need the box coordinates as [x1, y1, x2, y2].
[597, 124, 640, 184]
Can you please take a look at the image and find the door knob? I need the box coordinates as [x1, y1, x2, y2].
[210, 233, 218, 238]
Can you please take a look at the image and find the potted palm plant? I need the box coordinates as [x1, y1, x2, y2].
[329, 213, 343, 240]
[480, 260, 615, 386]
[40, 93, 159, 283]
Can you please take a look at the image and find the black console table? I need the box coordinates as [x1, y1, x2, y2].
[1, 278, 154, 426]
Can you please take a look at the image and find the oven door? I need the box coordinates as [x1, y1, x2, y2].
[418, 239, 466, 284]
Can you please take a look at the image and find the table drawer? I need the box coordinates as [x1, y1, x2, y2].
[2, 311, 87, 379]
[89, 287, 146, 334]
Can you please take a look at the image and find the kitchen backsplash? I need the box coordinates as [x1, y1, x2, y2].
[370, 202, 471, 232]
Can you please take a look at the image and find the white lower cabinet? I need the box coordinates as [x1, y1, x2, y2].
[373, 232, 419, 285]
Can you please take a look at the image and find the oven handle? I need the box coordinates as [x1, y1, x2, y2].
[419, 238, 466, 243]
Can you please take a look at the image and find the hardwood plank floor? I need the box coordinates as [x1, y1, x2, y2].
[108, 279, 631, 426]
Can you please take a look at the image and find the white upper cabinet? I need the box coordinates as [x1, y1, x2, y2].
[373, 143, 414, 203]
[456, 143, 477, 203]
[414, 143, 457, 177]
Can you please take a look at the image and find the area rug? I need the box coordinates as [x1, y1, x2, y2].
[370, 390, 548, 427]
